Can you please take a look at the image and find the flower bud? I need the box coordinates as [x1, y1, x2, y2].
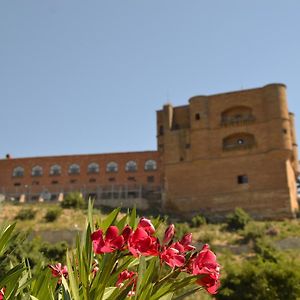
[163, 224, 175, 244]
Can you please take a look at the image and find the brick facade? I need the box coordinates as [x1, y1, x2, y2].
[0, 83, 298, 218]
[157, 83, 299, 219]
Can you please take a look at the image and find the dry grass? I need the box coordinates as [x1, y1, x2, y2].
[0, 202, 93, 231]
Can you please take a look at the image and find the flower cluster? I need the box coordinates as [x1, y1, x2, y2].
[48, 263, 68, 284]
[91, 217, 220, 295]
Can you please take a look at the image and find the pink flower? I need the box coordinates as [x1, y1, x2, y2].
[128, 227, 159, 257]
[48, 263, 68, 284]
[163, 224, 175, 244]
[191, 244, 220, 295]
[116, 270, 137, 288]
[196, 271, 220, 295]
[92, 266, 99, 276]
[138, 217, 155, 234]
[179, 233, 196, 251]
[91, 226, 124, 254]
[171, 233, 195, 253]
[0, 287, 5, 300]
[122, 225, 133, 243]
[160, 246, 185, 268]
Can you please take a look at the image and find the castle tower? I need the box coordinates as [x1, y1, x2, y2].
[157, 83, 299, 219]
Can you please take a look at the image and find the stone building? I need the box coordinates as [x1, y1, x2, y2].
[0, 151, 161, 210]
[157, 83, 299, 219]
[0, 83, 298, 218]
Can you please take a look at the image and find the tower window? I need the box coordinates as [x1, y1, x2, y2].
[237, 175, 248, 184]
[195, 113, 201, 120]
[159, 125, 164, 135]
[282, 128, 288, 134]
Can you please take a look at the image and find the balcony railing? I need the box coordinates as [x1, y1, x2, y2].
[221, 115, 256, 127]
[223, 142, 256, 152]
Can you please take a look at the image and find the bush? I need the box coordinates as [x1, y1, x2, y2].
[241, 222, 264, 243]
[61, 192, 85, 209]
[191, 215, 207, 227]
[44, 207, 62, 222]
[40, 241, 68, 262]
[226, 208, 251, 231]
[217, 257, 300, 300]
[15, 208, 36, 220]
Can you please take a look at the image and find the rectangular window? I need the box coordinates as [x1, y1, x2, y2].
[51, 180, 59, 185]
[195, 113, 201, 120]
[128, 177, 136, 181]
[14, 182, 21, 187]
[147, 176, 155, 183]
[70, 179, 77, 184]
[109, 177, 115, 182]
[237, 175, 248, 184]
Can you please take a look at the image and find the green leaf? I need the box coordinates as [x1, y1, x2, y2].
[103, 287, 117, 300]
[134, 255, 146, 299]
[129, 207, 137, 229]
[0, 223, 16, 256]
[66, 251, 80, 300]
[101, 208, 120, 231]
[160, 293, 174, 300]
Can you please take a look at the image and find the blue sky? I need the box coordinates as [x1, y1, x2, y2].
[0, 1, 299, 158]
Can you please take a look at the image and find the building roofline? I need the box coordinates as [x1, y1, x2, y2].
[0, 150, 159, 162]
[188, 83, 286, 102]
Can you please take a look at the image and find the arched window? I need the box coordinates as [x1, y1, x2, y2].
[88, 162, 99, 174]
[144, 160, 157, 171]
[50, 164, 61, 175]
[12, 166, 24, 177]
[125, 160, 137, 172]
[223, 133, 256, 151]
[106, 162, 118, 173]
[221, 106, 254, 125]
[32, 165, 43, 177]
[69, 164, 80, 174]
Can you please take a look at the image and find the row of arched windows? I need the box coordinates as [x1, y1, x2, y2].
[12, 160, 157, 177]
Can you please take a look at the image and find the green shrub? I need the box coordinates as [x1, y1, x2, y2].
[191, 215, 207, 228]
[217, 257, 300, 300]
[15, 208, 36, 220]
[241, 222, 264, 243]
[44, 207, 62, 222]
[253, 238, 279, 263]
[61, 192, 85, 209]
[40, 241, 68, 262]
[226, 207, 251, 231]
